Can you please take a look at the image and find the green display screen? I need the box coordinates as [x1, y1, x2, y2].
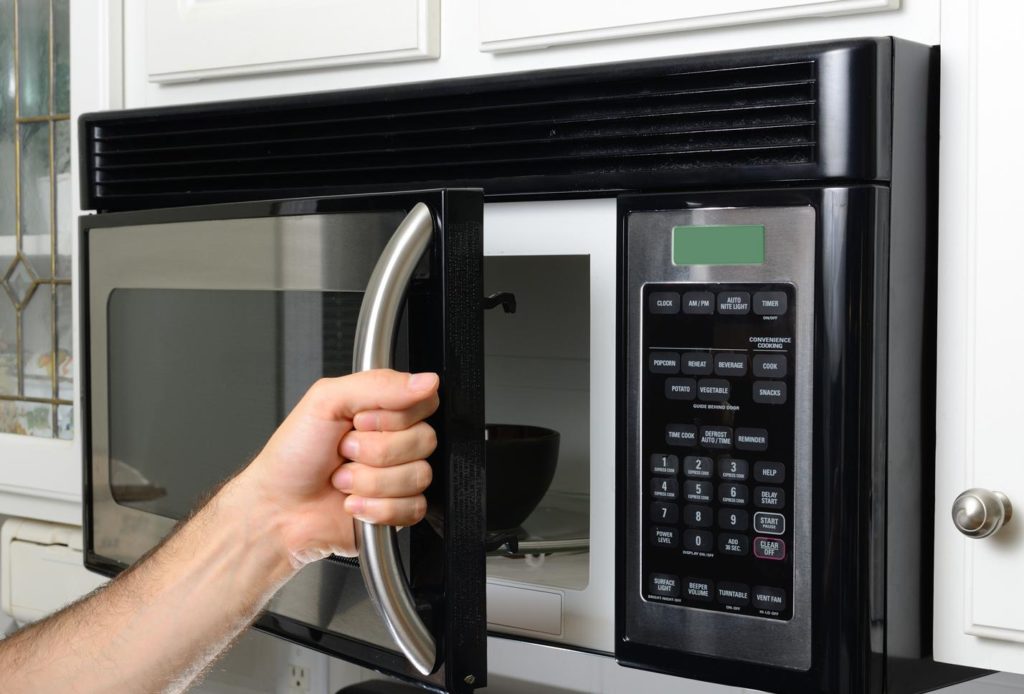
[672, 225, 765, 266]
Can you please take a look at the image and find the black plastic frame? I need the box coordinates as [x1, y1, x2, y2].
[79, 189, 485, 694]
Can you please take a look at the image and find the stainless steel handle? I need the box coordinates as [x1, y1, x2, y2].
[952, 488, 1013, 539]
[352, 202, 436, 675]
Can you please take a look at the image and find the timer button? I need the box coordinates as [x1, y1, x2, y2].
[649, 292, 680, 314]
[753, 291, 788, 316]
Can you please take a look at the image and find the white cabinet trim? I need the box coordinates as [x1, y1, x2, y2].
[479, 0, 899, 53]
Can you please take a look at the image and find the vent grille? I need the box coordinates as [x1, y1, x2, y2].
[83, 58, 820, 210]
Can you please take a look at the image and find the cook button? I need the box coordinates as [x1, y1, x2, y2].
[681, 352, 713, 376]
[753, 461, 786, 484]
[753, 381, 787, 405]
[698, 379, 731, 402]
[683, 455, 713, 479]
[682, 530, 713, 554]
[754, 291, 788, 316]
[754, 512, 786, 535]
[717, 292, 751, 315]
[649, 292, 680, 314]
[736, 428, 768, 451]
[718, 533, 749, 556]
[650, 453, 679, 475]
[753, 537, 787, 561]
[685, 577, 714, 602]
[699, 425, 733, 449]
[753, 354, 788, 378]
[718, 457, 748, 481]
[754, 486, 786, 509]
[719, 483, 748, 506]
[714, 353, 748, 376]
[752, 586, 787, 612]
[666, 424, 698, 446]
[648, 573, 681, 599]
[684, 480, 713, 503]
[682, 292, 714, 315]
[717, 582, 751, 607]
[651, 478, 679, 500]
[649, 351, 680, 374]
[650, 526, 679, 548]
[665, 378, 697, 400]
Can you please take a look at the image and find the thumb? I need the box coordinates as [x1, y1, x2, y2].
[299, 369, 439, 422]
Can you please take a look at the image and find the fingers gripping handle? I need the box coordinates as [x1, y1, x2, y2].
[352, 202, 436, 675]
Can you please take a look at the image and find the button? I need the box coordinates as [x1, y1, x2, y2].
[754, 512, 786, 535]
[664, 377, 697, 400]
[718, 533, 749, 556]
[651, 478, 679, 500]
[650, 526, 679, 548]
[736, 428, 768, 451]
[717, 582, 751, 607]
[753, 537, 787, 561]
[718, 508, 748, 531]
[698, 379, 730, 402]
[683, 504, 713, 528]
[753, 354, 788, 378]
[753, 461, 786, 484]
[683, 455, 713, 479]
[648, 573, 681, 599]
[752, 586, 787, 612]
[650, 453, 679, 476]
[699, 425, 733, 449]
[684, 480, 713, 503]
[714, 353, 748, 376]
[666, 424, 698, 447]
[719, 483, 749, 506]
[682, 530, 713, 553]
[754, 486, 786, 509]
[682, 291, 714, 315]
[718, 457, 748, 481]
[680, 352, 713, 375]
[651, 502, 678, 524]
[754, 291, 788, 316]
[753, 381, 787, 405]
[649, 292, 680, 314]
[684, 577, 714, 602]
[649, 351, 680, 374]
[717, 292, 751, 315]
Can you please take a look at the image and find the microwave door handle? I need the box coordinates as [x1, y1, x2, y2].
[351, 201, 437, 676]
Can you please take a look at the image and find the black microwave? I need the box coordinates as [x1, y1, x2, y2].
[78, 38, 982, 693]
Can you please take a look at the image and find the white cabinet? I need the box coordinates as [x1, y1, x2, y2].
[933, 0, 1024, 675]
[143, 0, 439, 83]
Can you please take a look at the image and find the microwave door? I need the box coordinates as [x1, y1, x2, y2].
[81, 189, 486, 694]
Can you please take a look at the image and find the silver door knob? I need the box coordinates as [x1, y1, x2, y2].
[952, 488, 1013, 538]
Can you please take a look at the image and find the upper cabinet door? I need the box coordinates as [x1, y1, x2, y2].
[144, 0, 439, 83]
[934, 0, 1024, 674]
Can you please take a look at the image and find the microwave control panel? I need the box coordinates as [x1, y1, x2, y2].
[641, 283, 795, 621]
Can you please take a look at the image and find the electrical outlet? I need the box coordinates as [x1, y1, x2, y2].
[277, 644, 328, 694]
[288, 663, 309, 693]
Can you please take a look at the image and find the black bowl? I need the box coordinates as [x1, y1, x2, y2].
[485, 424, 560, 532]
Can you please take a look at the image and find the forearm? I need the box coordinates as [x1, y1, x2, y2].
[0, 473, 296, 694]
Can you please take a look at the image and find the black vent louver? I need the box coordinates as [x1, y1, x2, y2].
[81, 40, 892, 211]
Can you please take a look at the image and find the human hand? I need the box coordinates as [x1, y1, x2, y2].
[230, 369, 439, 569]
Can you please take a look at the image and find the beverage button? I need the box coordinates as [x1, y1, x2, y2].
[666, 424, 698, 447]
[717, 582, 751, 607]
[753, 537, 787, 561]
[665, 377, 697, 400]
[648, 573, 681, 599]
[683, 504, 713, 528]
[718, 508, 749, 531]
[753, 353, 788, 378]
[699, 425, 733, 449]
[651, 502, 678, 524]
[736, 428, 768, 451]
[719, 483, 749, 506]
[752, 586, 787, 612]
[714, 352, 748, 376]
[680, 352, 713, 375]
[651, 478, 679, 500]
[682, 292, 714, 315]
[683, 455, 713, 479]
[682, 530, 713, 554]
[684, 480, 713, 503]
[684, 577, 714, 602]
[717, 292, 751, 315]
[753, 512, 786, 535]
[698, 379, 731, 402]
[753, 461, 786, 484]
[650, 526, 679, 548]
[649, 351, 680, 374]
[753, 380, 787, 405]
[717, 457, 749, 481]
[650, 453, 679, 476]
[753, 291, 788, 316]
[649, 292, 681, 315]
[718, 533, 750, 556]
[754, 486, 786, 509]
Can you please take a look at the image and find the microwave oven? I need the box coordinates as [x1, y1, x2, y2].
[78, 38, 980, 693]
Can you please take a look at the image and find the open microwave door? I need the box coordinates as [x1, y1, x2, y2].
[81, 190, 486, 693]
